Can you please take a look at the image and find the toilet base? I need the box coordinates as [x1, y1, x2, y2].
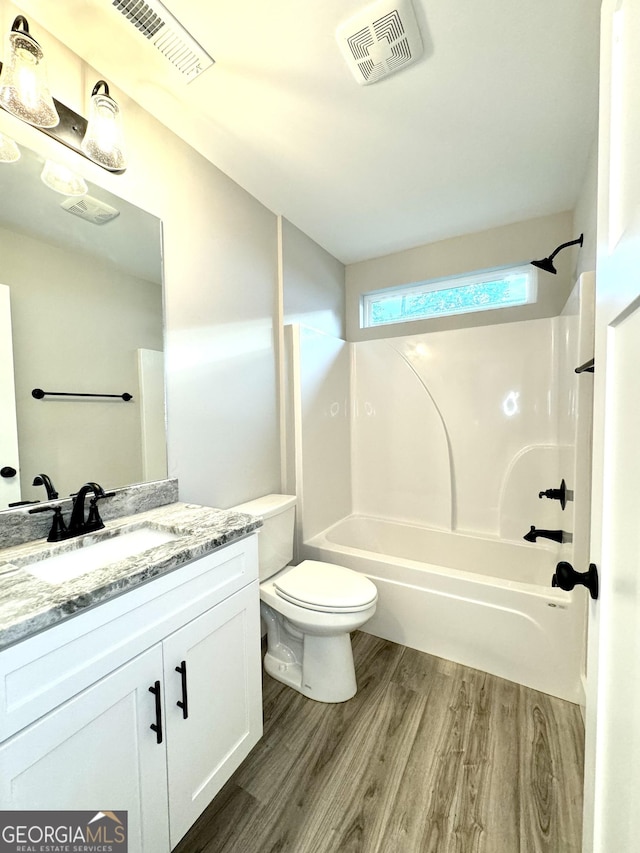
[261, 604, 358, 703]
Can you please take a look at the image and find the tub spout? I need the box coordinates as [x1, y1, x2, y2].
[524, 525, 571, 544]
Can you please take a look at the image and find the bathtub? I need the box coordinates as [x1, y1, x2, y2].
[303, 516, 585, 703]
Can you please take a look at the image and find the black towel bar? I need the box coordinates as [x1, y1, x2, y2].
[32, 388, 133, 401]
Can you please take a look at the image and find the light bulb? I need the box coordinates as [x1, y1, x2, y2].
[0, 17, 59, 128]
[81, 81, 126, 171]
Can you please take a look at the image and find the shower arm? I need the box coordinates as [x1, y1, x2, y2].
[547, 236, 583, 262]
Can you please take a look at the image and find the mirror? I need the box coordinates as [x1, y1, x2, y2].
[0, 142, 166, 510]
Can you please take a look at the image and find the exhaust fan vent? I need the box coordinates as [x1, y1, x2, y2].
[111, 0, 214, 81]
[336, 0, 423, 85]
[60, 196, 120, 226]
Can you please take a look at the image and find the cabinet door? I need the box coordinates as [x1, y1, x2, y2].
[163, 581, 262, 848]
[0, 646, 170, 853]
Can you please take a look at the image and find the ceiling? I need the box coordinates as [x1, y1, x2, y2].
[12, 0, 601, 264]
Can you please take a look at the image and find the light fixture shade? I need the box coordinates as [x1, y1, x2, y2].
[0, 17, 59, 128]
[0, 131, 20, 162]
[80, 81, 126, 171]
[40, 159, 88, 196]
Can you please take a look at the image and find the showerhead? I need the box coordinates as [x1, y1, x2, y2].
[531, 256, 559, 275]
[531, 234, 584, 275]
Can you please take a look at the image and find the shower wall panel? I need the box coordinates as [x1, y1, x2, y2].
[352, 319, 562, 536]
[351, 340, 453, 529]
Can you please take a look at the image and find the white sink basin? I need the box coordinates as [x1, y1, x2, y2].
[24, 526, 181, 585]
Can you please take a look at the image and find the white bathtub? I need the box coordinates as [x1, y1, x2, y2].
[303, 516, 585, 703]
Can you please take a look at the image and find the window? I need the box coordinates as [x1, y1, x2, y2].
[361, 265, 537, 328]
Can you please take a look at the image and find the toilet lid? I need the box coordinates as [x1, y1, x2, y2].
[274, 560, 377, 612]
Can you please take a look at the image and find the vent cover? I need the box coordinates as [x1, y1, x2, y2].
[60, 196, 120, 225]
[336, 0, 423, 85]
[111, 0, 214, 81]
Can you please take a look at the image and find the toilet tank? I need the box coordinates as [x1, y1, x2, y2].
[231, 494, 297, 581]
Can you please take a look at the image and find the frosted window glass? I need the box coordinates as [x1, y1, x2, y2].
[362, 267, 535, 328]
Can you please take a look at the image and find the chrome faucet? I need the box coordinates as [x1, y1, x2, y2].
[32, 473, 59, 500]
[523, 526, 571, 544]
[68, 482, 113, 534]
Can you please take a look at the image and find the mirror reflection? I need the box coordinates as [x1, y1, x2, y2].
[0, 142, 166, 511]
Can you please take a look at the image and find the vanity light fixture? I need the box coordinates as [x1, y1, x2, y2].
[0, 16, 59, 128]
[0, 19, 127, 174]
[0, 130, 20, 162]
[80, 81, 126, 171]
[40, 159, 88, 196]
[531, 234, 584, 275]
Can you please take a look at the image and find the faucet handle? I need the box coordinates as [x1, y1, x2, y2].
[84, 491, 115, 532]
[28, 505, 69, 542]
[91, 490, 116, 505]
[538, 479, 567, 510]
[85, 499, 104, 533]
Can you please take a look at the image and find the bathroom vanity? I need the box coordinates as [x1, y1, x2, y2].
[0, 499, 263, 852]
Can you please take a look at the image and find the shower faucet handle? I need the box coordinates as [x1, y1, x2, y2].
[538, 479, 568, 510]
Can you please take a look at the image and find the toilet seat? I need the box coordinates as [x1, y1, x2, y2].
[274, 560, 377, 613]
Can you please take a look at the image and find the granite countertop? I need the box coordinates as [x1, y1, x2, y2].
[0, 502, 261, 652]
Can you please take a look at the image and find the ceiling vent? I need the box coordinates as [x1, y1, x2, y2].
[111, 0, 214, 81]
[60, 196, 120, 225]
[336, 0, 423, 85]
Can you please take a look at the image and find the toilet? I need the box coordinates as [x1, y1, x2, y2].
[232, 494, 377, 703]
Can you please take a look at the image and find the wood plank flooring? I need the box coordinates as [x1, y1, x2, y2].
[174, 632, 584, 853]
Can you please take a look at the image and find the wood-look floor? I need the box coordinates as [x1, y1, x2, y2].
[175, 632, 585, 853]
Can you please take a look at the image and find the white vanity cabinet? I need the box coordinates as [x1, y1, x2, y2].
[0, 644, 170, 851]
[0, 535, 263, 853]
[163, 582, 261, 847]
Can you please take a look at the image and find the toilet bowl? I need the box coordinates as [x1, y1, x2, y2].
[260, 560, 377, 702]
[232, 495, 378, 703]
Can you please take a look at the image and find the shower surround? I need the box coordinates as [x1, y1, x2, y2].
[288, 275, 594, 701]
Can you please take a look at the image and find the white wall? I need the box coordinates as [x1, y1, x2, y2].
[282, 218, 345, 339]
[0, 225, 162, 501]
[345, 211, 577, 341]
[280, 219, 347, 517]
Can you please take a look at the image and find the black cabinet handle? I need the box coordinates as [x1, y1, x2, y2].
[175, 661, 189, 720]
[149, 680, 163, 744]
